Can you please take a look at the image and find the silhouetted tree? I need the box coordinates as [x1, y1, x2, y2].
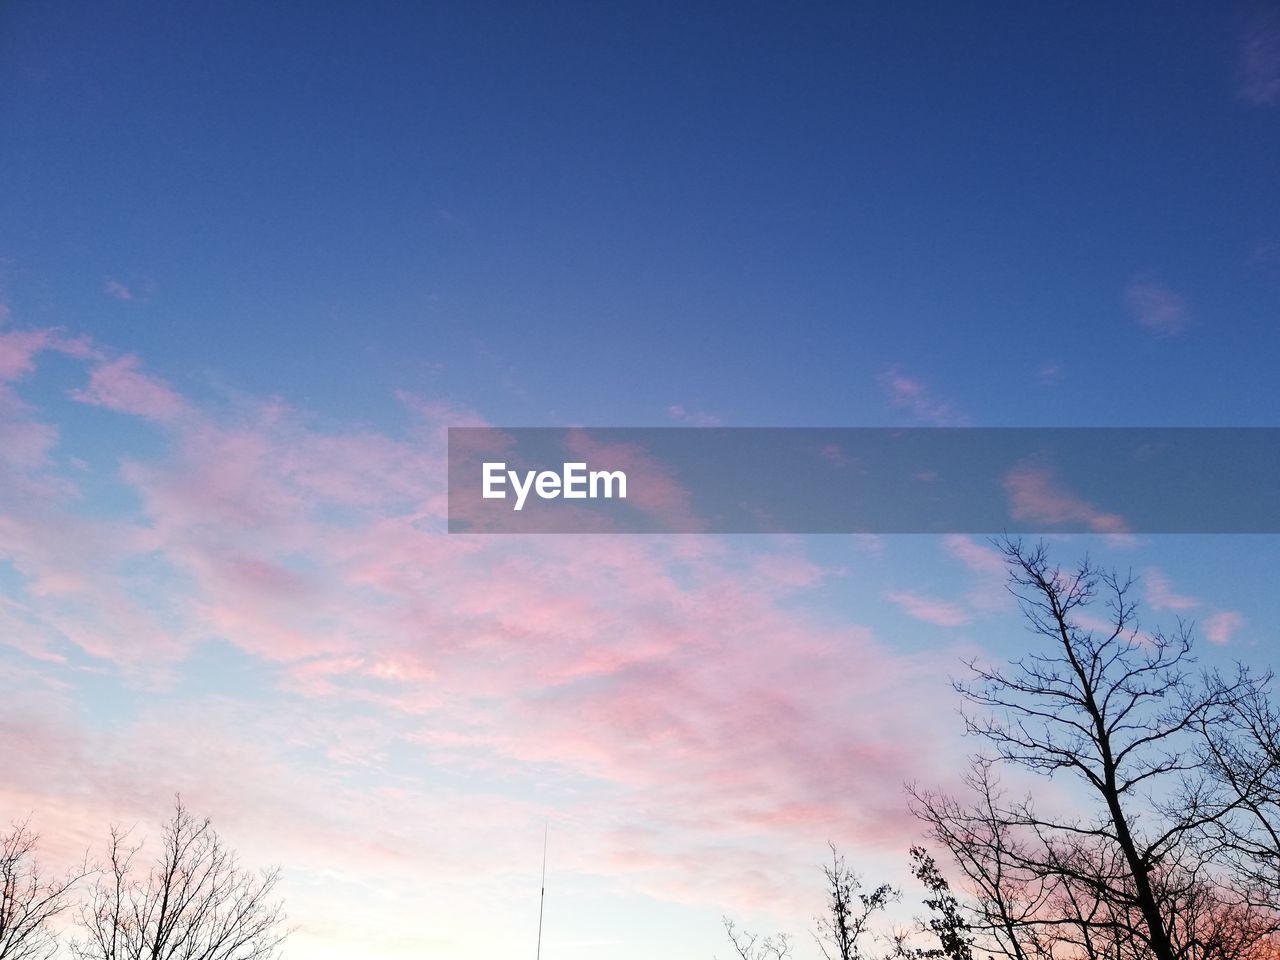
[71, 798, 287, 960]
[0, 820, 83, 960]
[816, 844, 899, 960]
[1199, 678, 1280, 909]
[718, 846, 905, 960]
[911, 760, 1057, 960]
[909, 846, 972, 960]
[721, 918, 793, 960]
[911, 538, 1279, 960]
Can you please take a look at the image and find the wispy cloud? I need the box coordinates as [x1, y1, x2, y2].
[564, 427, 705, 530]
[1140, 571, 1246, 650]
[1002, 462, 1128, 533]
[666, 404, 722, 427]
[877, 367, 968, 426]
[104, 278, 135, 301]
[1143, 568, 1200, 611]
[1124, 278, 1191, 338]
[943, 535, 1009, 612]
[69, 355, 189, 422]
[820, 442, 853, 468]
[885, 590, 970, 627]
[0, 329, 55, 382]
[0, 326, 92, 383]
[1, 329, 963, 938]
[1239, 10, 1280, 106]
[1204, 609, 1245, 645]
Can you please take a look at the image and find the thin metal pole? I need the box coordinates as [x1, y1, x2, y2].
[536, 821, 548, 960]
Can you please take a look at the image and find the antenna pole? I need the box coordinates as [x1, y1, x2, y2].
[536, 821, 548, 960]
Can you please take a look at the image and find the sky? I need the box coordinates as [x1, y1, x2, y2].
[1, 2, 1279, 958]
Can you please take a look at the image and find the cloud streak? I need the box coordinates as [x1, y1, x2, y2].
[666, 404, 722, 427]
[885, 590, 970, 627]
[1239, 11, 1280, 106]
[104, 278, 135, 301]
[1002, 462, 1128, 533]
[878, 367, 968, 426]
[70, 356, 189, 422]
[1124, 278, 1191, 338]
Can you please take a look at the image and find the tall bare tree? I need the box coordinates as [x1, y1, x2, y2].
[72, 798, 287, 960]
[911, 539, 1277, 960]
[0, 819, 83, 960]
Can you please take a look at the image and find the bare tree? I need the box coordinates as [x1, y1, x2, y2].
[1161, 868, 1279, 960]
[911, 762, 1055, 960]
[716, 841, 1029, 960]
[911, 539, 1277, 960]
[72, 798, 287, 960]
[718, 846, 900, 960]
[1199, 678, 1280, 908]
[0, 819, 84, 960]
[721, 918, 793, 960]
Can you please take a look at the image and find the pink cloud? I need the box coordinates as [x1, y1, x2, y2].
[0, 329, 51, 382]
[1143, 568, 1200, 611]
[104, 277, 134, 301]
[0, 334, 979, 949]
[562, 428, 705, 531]
[943, 535, 1009, 612]
[0, 419, 60, 472]
[70, 356, 188, 422]
[1203, 610, 1244, 646]
[1124, 278, 1191, 338]
[878, 367, 968, 426]
[943, 535, 1004, 577]
[0, 328, 95, 388]
[885, 590, 970, 627]
[0, 329, 98, 503]
[1003, 462, 1128, 533]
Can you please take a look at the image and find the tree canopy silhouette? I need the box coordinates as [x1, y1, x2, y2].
[910, 538, 1280, 960]
[0, 820, 84, 960]
[71, 798, 287, 960]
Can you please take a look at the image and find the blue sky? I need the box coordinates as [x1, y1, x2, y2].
[4, 2, 1279, 429]
[1, 3, 1279, 959]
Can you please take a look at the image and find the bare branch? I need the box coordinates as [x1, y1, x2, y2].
[70, 797, 288, 960]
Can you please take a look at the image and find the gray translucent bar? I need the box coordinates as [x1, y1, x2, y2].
[447, 428, 1280, 534]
